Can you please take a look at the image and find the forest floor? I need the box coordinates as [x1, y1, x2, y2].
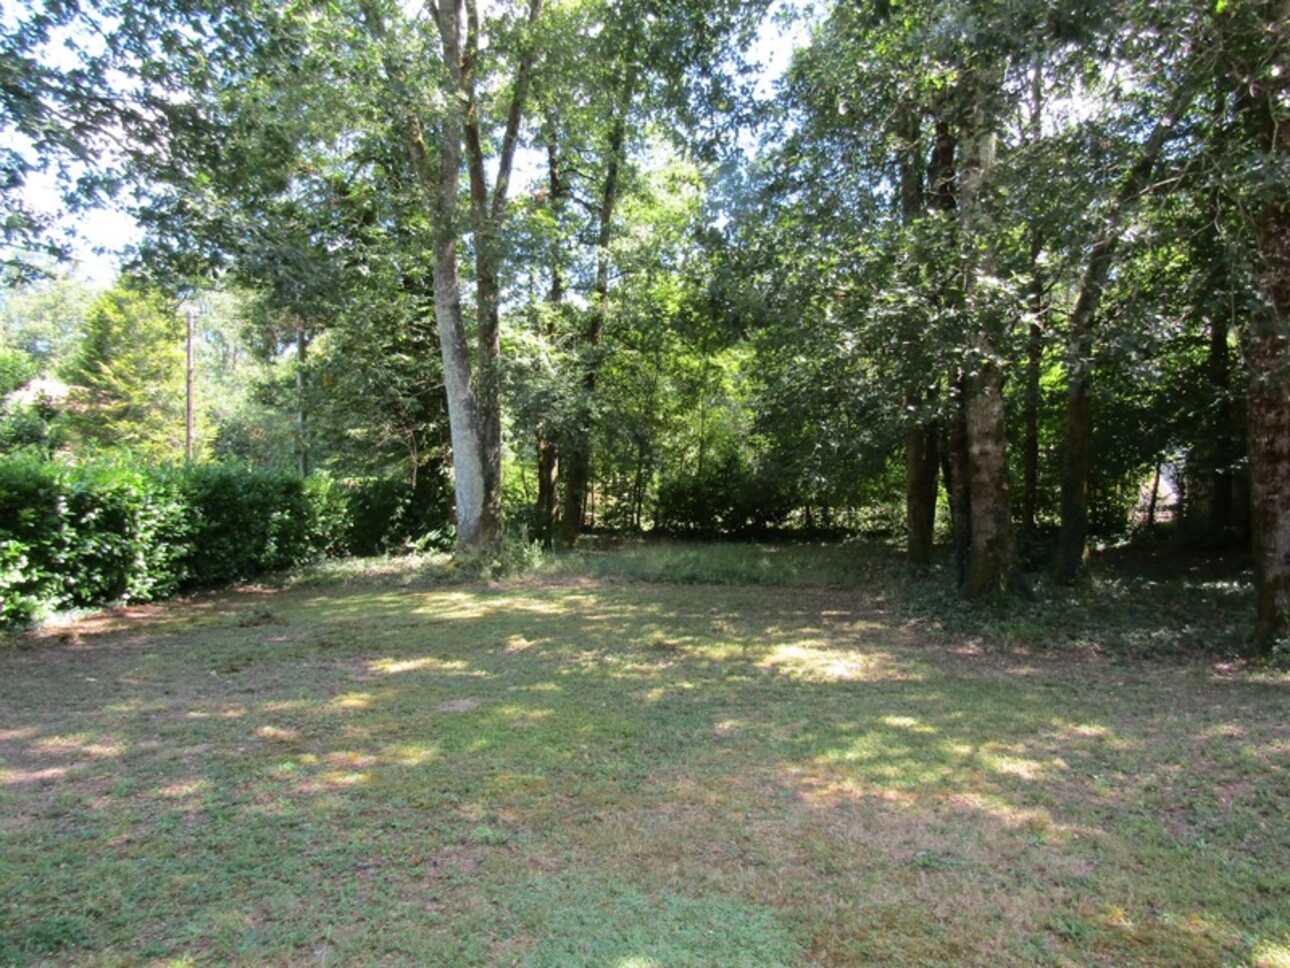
[1, 541, 1287, 966]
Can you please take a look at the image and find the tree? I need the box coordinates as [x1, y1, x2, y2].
[1220, 0, 1290, 650]
[63, 278, 185, 460]
[1053, 33, 1213, 582]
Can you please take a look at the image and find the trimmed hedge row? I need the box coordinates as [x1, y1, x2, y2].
[0, 458, 450, 625]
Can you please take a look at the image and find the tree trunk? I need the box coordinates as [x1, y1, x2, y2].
[1246, 316, 1290, 650]
[535, 139, 564, 544]
[1198, 80, 1238, 537]
[632, 438, 648, 531]
[958, 78, 1018, 599]
[1055, 325, 1092, 581]
[1243, 19, 1290, 649]
[536, 435, 559, 540]
[560, 69, 633, 545]
[460, 0, 544, 549]
[947, 376, 972, 584]
[295, 322, 310, 477]
[905, 406, 939, 566]
[1021, 308, 1043, 543]
[1147, 461, 1162, 529]
[962, 356, 1016, 598]
[1055, 57, 1206, 581]
[361, 0, 493, 552]
[432, 233, 489, 549]
[927, 114, 968, 578]
[1208, 304, 1235, 533]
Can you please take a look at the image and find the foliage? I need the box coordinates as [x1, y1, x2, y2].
[61, 279, 187, 461]
[4, 0, 1287, 635]
[0, 271, 98, 369]
[177, 463, 325, 587]
[0, 347, 37, 396]
[0, 388, 66, 457]
[655, 452, 796, 536]
[339, 474, 454, 557]
[0, 457, 451, 625]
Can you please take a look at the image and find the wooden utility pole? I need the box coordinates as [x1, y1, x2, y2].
[185, 306, 195, 462]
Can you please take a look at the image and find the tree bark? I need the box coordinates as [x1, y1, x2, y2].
[461, 0, 544, 548]
[927, 115, 963, 571]
[295, 322, 310, 477]
[360, 0, 490, 552]
[1055, 56, 1207, 582]
[906, 413, 939, 565]
[1020, 59, 1045, 545]
[962, 354, 1016, 598]
[1208, 300, 1235, 533]
[1021, 303, 1043, 543]
[560, 65, 634, 545]
[363, 0, 544, 553]
[947, 375, 972, 584]
[535, 139, 564, 544]
[1147, 461, 1162, 529]
[958, 78, 1018, 599]
[433, 231, 489, 549]
[1242, 12, 1290, 649]
[1246, 309, 1290, 650]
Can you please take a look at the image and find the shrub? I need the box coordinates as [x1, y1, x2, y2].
[655, 455, 795, 537]
[341, 472, 453, 555]
[177, 464, 322, 587]
[344, 477, 415, 556]
[0, 458, 450, 626]
[0, 457, 72, 623]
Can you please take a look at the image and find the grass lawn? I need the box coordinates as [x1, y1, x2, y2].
[1, 542, 1287, 966]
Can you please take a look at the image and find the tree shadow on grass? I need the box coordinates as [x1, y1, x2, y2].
[1, 579, 1286, 965]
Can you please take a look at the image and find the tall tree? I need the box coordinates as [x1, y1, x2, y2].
[1054, 38, 1212, 582]
[1222, 0, 1290, 649]
[358, 0, 543, 552]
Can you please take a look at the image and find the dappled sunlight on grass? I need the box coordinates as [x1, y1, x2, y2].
[1, 558, 1287, 966]
[255, 725, 300, 741]
[369, 655, 474, 675]
[184, 705, 246, 719]
[757, 641, 917, 682]
[983, 752, 1065, 781]
[1253, 938, 1290, 968]
[1, 766, 68, 785]
[30, 735, 124, 759]
[157, 779, 210, 799]
[329, 691, 373, 710]
[382, 742, 437, 766]
[881, 714, 938, 733]
[319, 770, 371, 788]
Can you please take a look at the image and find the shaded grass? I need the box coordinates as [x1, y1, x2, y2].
[540, 539, 881, 588]
[541, 538, 1261, 659]
[1, 543, 1287, 966]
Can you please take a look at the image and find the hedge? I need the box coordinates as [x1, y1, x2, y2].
[0, 457, 450, 625]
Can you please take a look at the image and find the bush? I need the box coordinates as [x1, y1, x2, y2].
[341, 472, 453, 555]
[343, 477, 414, 556]
[178, 465, 321, 586]
[0, 457, 451, 625]
[655, 455, 795, 537]
[0, 457, 73, 623]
